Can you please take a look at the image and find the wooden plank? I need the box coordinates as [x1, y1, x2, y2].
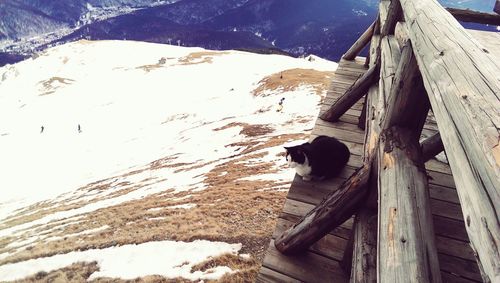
[256, 267, 302, 283]
[400, 1, 500, 280]
[446, 7, 500, 25]
[438, 253, 483, 282]
[377, 127, 442, 282]
[421, 132, 445, 162]
[262, 240, 348, 283]
[395, 21, 409, 49]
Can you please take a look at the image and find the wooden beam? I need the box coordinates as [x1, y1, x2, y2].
[394, 21, 409, 49]
[421, 132, 444, 162]
[377, 127, 442, 283]
[357, 95, 367, 130]
[495, 0, 500, 14]
[274, 165, 371, 254]
[378, 36, 401, 126]
[347, 35, 382, 283]
[400, 0, 500, 281]
[381, 0, 403, 36]
[350, 208, 377, 283]
[382, 40, 430, 136]
[446, 7, 500, 25]
[320, 64, 378, 122]
[343, 21, 376, 61]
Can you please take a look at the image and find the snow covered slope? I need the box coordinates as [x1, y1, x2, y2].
[0, 40, 337, 281]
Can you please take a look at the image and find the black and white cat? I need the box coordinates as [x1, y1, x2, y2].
[285, 135, 350, 181]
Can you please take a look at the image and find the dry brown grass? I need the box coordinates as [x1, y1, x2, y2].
[38, 77, 75, 96]
[1, 132, 308, 282]
[213, 122, 274, 138]
[252, 68, 334, 97]
[14, 261, 99, 283]
[177, 51, 229, 66]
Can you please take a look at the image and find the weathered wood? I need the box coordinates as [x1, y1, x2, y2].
[381, 0, 403, 36]
[421, 132, 445, 162]
[378, 36, 401, 116]
[382, 40, 430, 136]
[394, 21, 409, 49]
[377, 127, 442, 283]
[379, 1, 390, 33]
[350, 208, 377, 283]
[343, 21, 376, 60]
[495, 0, 500, 14]
[340, 227, 355, 274]
[357, 95, 367, 130]
[400, 0, 500, 281]
[446, 7, 500, 25]
[274, 165, 371, 254]
[320, 64, 378, 122]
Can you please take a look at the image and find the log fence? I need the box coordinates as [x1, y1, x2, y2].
[274, 0, 500, 282]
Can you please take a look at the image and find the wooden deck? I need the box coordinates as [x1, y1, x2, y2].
[256, 55, 484, 282]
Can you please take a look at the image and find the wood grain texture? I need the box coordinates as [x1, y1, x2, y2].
[377, 127, 442, 283]
[400, 0, 500, 281]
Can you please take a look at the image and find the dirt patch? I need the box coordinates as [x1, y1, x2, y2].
[252, 68, 334, 97]
[38, 77, 75, 96]
[177, 51, 229, 66]
[214, 122, 274, 138]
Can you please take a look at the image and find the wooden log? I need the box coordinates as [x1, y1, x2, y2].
[421, 132, 444, 162]
[382, 40, 430, 136]
[358, 95, 367, 130]
[379, 1, 390, 33]
[274, 164, 371, 254]
[495, 0, 500, 14]
[446, 7, 500, 25]
[343, 21, 376, 60]
[394, 21, 409, 49]
[350, 208, 377, 283]
[377, 35, 401, 129]
[377, 127, 442, 283]
[340, 228, 355, 274]
[400, 0, 500, 280]
[320, 64, 378, 122]
[347, 35, 383, 282]
[381, 0, 403, 36]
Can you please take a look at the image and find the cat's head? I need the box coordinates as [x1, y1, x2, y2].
[284, 144, 307, 168]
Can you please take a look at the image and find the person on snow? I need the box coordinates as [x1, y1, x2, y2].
[276, 97, 285, 112]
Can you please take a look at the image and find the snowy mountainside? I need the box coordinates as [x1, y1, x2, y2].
[0, 40, 337, 282]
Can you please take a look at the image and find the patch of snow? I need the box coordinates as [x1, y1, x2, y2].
[167, 203, 196, 210]
[0, 240, 242, 282]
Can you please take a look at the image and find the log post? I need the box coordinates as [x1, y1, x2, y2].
[394, 22, 409, 49]
[358, 95, 368, 130]
[381, 0, 403, 36]
[343, 21, 376, 60]
[495, 0, 500, 14]
[400, 0, 500, 280]
[274, 165, 371, 254]
[320, 64, 378, 122]
[350, 208, 377, 282]
[421, 132, 444, 162]
[377, 127, 441, 283]
[381, 40, 430, 136]
[347, 35, 382, 283]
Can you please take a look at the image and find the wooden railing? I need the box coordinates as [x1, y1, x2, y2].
[274, 0, 500, 282]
